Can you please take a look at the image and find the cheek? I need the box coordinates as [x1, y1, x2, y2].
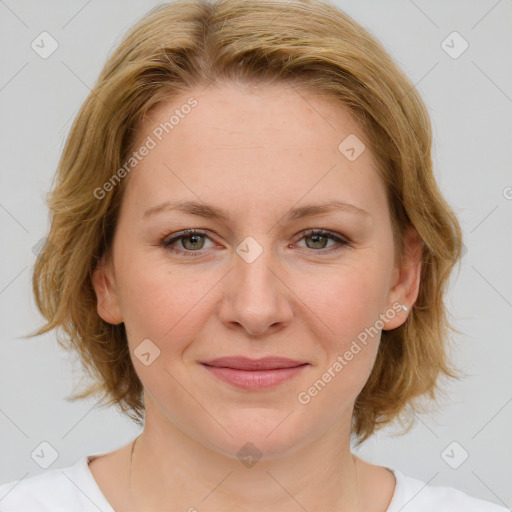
[115, 249, 214, 345]
[293, 259, 391, 343]
[293, 266, 387, 414]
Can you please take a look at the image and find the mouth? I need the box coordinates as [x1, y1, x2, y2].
[201, 356, 307, 370]
[200, 356, 309, 391]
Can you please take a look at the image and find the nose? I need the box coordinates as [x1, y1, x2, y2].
[217, 243, 294, 337]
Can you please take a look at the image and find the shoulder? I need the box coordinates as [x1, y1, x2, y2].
[0, 454, 114, 512]
[389, 468, 510, 512]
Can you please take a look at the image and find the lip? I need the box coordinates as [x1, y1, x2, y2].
[201, 356, 307, 370]
[200, 356, 309, 391]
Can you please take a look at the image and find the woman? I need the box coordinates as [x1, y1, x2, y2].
[0, 0, 507, 510]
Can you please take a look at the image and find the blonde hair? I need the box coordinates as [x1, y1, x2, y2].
[30, 0, 464, 445]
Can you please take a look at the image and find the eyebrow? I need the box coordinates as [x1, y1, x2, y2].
[143, 199, 370, 221]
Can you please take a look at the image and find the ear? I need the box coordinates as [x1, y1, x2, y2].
[91, 254, 124, 325]
[382, 225, 423, 331]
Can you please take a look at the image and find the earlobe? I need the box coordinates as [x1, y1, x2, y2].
[91, 258, 124, 325]
[382, 225, 423, 331]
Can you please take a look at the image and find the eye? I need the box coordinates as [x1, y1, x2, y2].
[292, 229, 351, 253]
[162, 229, 215, 257]
[161, 228, 351, 257]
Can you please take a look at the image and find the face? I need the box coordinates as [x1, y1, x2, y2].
[93, 82, 420, 459]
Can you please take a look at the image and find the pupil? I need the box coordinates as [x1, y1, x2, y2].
[185, 234, 202, 249]
[309, 234, 326, 249]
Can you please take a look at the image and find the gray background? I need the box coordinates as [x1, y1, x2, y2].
[1, 0, 511, 509]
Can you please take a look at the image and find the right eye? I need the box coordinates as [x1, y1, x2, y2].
[162, 229, 216, 256]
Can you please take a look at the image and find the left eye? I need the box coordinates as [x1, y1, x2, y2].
[162, 228, 350, 257]
[295, 229, 349, 251]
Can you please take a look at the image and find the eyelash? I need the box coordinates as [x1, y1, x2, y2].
[161, 228, 352, 257]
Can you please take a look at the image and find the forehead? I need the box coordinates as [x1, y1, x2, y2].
[139, 82, 362, 151]
[123, 82, 388, 223]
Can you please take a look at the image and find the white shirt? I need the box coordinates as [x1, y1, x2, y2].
[0, 451, 508, 511]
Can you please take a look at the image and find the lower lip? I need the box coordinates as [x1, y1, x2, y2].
[201, 364, 308, 390]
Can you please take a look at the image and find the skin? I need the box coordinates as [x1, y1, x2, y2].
[91, 81, 422, 512]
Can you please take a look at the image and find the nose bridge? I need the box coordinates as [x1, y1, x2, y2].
[219, 233, 293, 335]
[234, 234, 281, 299]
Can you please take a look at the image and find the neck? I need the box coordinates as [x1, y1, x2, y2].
[128, 415, 362, 512]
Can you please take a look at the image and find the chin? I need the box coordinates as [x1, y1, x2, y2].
[202, 412, 309, 462]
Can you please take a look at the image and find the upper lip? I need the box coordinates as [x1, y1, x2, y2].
[200, 356, 308, 370]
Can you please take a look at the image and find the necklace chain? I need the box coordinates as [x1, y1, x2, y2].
[129, 436, 360, 510]
[129, 434, 139, 508]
